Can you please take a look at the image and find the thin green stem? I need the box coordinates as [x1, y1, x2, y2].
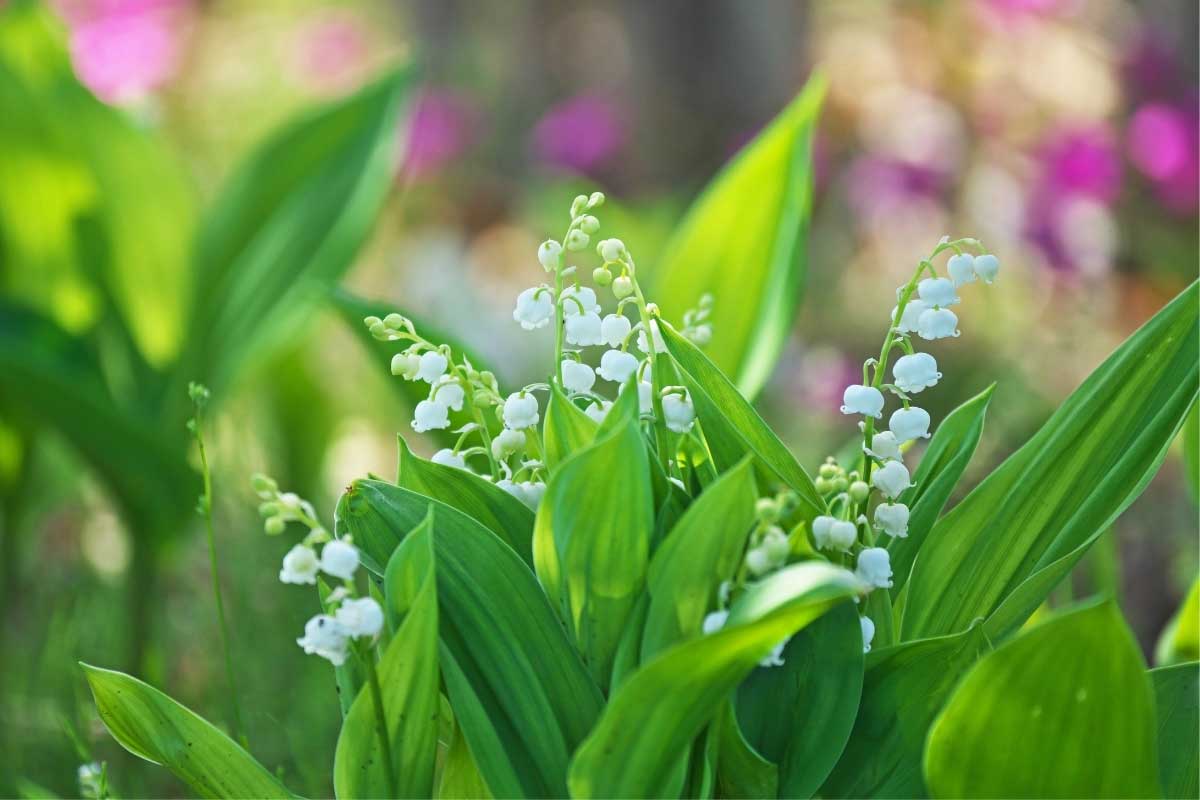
[627, 260, 673, 471]
[362, 646, 398, 798]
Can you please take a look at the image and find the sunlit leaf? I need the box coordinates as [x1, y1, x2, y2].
[543, 383, 599, 471]
[1155, 576, 1199, 667]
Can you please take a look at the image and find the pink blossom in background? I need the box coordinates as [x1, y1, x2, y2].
[1122, 29, 1187, 100]
[54, 0, 190, 104]
[291, 12, 369, 96]
[403, 89, 480, 179]
[1036, 125, 1123, 205]
[1128, 102, 1199, 215]
[532, 94, 626, 175]
[844, 156, 947, 224]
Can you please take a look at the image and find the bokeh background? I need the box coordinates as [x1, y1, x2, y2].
[2, 0, 1197, 797]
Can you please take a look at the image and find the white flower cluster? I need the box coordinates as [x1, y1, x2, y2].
[253, 474, 384, 666]
[825, 239, 1000, 653]
[78, 762, 105, 800]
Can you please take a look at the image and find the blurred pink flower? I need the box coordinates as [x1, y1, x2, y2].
[845, 156, 947, 224]
[532, 94, 626, 175]
[292, 12, 369, 96]
[1128, 102, 1198, 215]
[1036, 125, 1122, 204]
[55, 0, 189, 104]
[403, 89, 480, 178]
[795, 348, 860, 418]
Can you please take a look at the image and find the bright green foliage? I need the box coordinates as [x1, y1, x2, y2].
[534, 415, 653, 687]
[904, 282, 1199, 641]
[649, 74, 825, 400]
[81, 665, 293, 799]
[1150, 662, 1199, 800]
[334, 511, 440, 799]
[1183, 403, 1199, 503]
[543, 383, 600, 470]
[924, 600, 1160, 799]
[659, 322, 825, 520]
[568, 563, 863, 799]
[1156, 577, 1199, 666]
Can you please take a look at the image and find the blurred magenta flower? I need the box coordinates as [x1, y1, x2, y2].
[532, 94, 626, 175]
[1128, 102, 1198, 214]
[54, 0, 190, 104]
[1036, 125, 1122, 204]
[403, 89, 480, 179]
[845, 156, 947, 224]
[291, 12, 369, 96]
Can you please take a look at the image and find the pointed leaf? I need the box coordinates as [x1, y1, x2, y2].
[1151, 662, 1199, 800]
[543, 383, 599, 470]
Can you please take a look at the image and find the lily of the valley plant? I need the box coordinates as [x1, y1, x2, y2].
[82, 80, 1198, 800]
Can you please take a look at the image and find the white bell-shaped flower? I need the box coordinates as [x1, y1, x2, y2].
[892, 299, 928, 333]
[432, 376, 465, 411]
[889, 406, 931, 442]
[917, 277, 959, 308]
[866, 431, 902, 462]
[412, 399, 450, 432]
[636, 380, 653, 413]
[320, 539, 360, 580]
[702, 609, 729, 635]
[856, 547, 893, 588]
[760, 638, 787, 668]
[636, 320, 667, 354]
[947, 253, 977, 287]
[745, 545, 774, 577]
[416, 351, 448, 384]
[662, 392, 696, 433]
[599, 238, 625, 263]
[841, 384, 885, 418]
[561, 360, 596, 393]
[917, 307, 959, 340]
[600, 313, 632, 347]
[584, 400, 612, 424]
[431, 448, 467, 470]
[761, 526, 790, 566]
[892, 353, 941, 393]
[565, 311, 603, 346]
[516, 481, 546, 511]
[871, 460, 912, 499]
[828, 519, 857, 551]
[560, 285, 600, 316]
[861, 615, 875, 653]
[391, 352, 421, 380]
[503, 392, 540, 429]
[597, 349, 639, 383]
[491, 428, 527, 459]
[811, 515, 836, 549]
[874, 502, 910, 538]
[297, 614, 349, 665]
[496, 479, 520, 500]
[279, 544, 320, 585]
[335, 597, 384, 639]
[537, 239, 562, 269]
[513, 287, 554, 330]
[974, 253, 1000, 284]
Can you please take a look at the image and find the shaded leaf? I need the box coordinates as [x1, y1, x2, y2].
[1151, 662, 1199, 800]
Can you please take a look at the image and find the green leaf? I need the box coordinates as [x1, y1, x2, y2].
[335, 510, 440, 799]
[181, 67, 415, 397]
[648, 75, 824, 399]
[736, 602, 864, 799]
[567, 562, 863, 799]
[81, 664, 294, 799]
[659, 322, 825, 520]
[1183, 402, 1199, 504]
[1151, 662, 1199, 800]
[543, 382, 599, 470]
[396, 436, 534, 566]
[534, 415, 653, 687]
[337, 478, 604, 798]
[820, 626, 988, 799]
[1155, 577, 1199, 666]
[641, 457, 757, 660]
[903, 282, 1199, 641]
[888, 385, 993, 596]
[716, 703, 778, 800]
[923, 600, 1159, 799]
[437, 718, 493, 800]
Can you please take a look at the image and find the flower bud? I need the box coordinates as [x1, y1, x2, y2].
[251, 473, 278, 497]
[570, 194, 589, 216]
[258, 501, 280, 518]
[848, 480, 870, 502]
[833, 476, 849, 492]
[264, 516, 286, 535]
[391, 352, 420, 379]
[593, 267, 613, 286]
[363, 315, 382, 329]
[762, 527, 790, 565]
[815, 477, 833, 494]
[599, 238, 625, 262]
[755, 497, 780, 522]
[612, 275, 633, 299]
[538, 239, 563, 269]
[588, 191, 605, 208]
[579, 215, 600, 234]
[819, 462, 839, 479]
[565, 229, 590, 251]
[745, 546, 773, 577]
[368, 321, 388, 340]
[383, 312, 406, 329]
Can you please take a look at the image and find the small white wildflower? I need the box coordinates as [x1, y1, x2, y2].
[431, 448, 467, 469]
[584, 400, 612, 424]
[279, 544, 320, 585]
[636, 320, 667, 354]
[745, 546, 774, 577]
[297, 614, 349, 665]
[537, 239, 562, 269]
[636, 379, 653, 413]
[561, 360, 596, 393]
[917, 307, 959, 340]
[861, 615, 875, 653]
[416, 351, 449, 384]
[871, 460, 912, 499]
[917, 277, 959, 308]
[702, 609, 729, 634]
[596, 349, 639, 383]
[565, 229, 590, 251]
[686, 323, 713, 346]
[865, 431, 902, 462]
[502, 392, 540, 429]
[874, 502, 910, 538]
[827, 519, 858, 552]
[517, 480, 546, 510]
[947, 253, 977, 287]
[811, 515, 835, 549]
[599, 237, 625, 263]
[79, 762, 103, 798]
[432, 376, 465, 412]
[600, 313, 632, 347]
[513, 287, 554, 329]
[973, 253, 1000, 283]
[841, 384, 885, 418]
[761, 526, 790, 566]
[412, 399, 450, 432]
[892, 353, 941, 393]
[320, 539, 360, 580]
[561, 285, 600, 316]
[889, 406, 931, 442]
[491, 427, 527, 459]
[856, 547, 893, 588]
[892, 299, 928, 333]
[662, 392, 696, 433]
[760, 638, 787, 668]
[335, 597, 384, 639]
[565, 311, 603, 346]
[390, 352, 421, 379]
[496, 478, 519, 499]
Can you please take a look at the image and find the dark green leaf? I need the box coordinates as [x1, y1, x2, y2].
[1151, 662, 1199, 800]
[1183, 402, 1198, 504]
[716, 703, 778, 800]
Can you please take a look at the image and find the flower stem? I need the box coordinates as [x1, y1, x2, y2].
[361, 645, 398, 798]
[627, 261, 672, 471]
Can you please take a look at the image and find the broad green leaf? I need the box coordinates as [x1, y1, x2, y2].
[81, 665, 293, 799]
[437, 718, 493, 799]
[659, 322, 825, 520]
[336, 478, 604, 798]
[1183, 402, 1199, 503]
[648, 75, 824, 399]
[641, 457, 757, 659]
[1151, 662, 1199, 800]
[396, 436, 534, 566]
[821, 626, 988, 799]
[568, 562, 863, 799]
[889, 385, 992, 596]
[716, 703, 778, 800]
[335, 510, 439, 799]
[180, 67, 414, 398]
[543, 383, 599, 470]
[736, 602, 864, 799]
[534, 416, 653, 686]
[1155, 577, 1199, 666]
[904, 282, 1199, 640]
[923, 600, 1159, 799]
